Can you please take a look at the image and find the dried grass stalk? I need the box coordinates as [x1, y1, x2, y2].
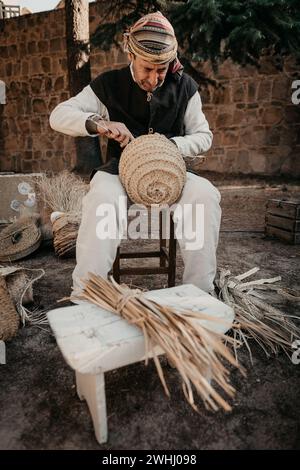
[215, 267, 300, 362]
[36, 171, 88, 220]
[36, 172, 88, 257]
[76, 273, 244, 412]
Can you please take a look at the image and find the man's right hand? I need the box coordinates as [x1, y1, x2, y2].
[96, 120, 134, 148]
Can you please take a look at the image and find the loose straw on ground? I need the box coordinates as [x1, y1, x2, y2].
[75, 273, 245, 412]
[215, 267, 300, 363]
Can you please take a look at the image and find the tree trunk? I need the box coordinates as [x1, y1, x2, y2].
[65, 0, 102, 175]
[0, 103, 4, 171]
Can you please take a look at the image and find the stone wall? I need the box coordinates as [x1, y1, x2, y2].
[0, 8, 73, 173]
[0, 2, 299, 176]
[199, 57, 300, 176]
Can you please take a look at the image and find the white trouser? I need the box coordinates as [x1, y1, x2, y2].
[71, 171, 221, 299]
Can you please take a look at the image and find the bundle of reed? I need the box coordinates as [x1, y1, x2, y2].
[36, 172, 88, 257]
[51, 213, 80, 258]
[76, 273, 244, 412]
[215, 267, 300, 362]
[36, 171, 88, 217]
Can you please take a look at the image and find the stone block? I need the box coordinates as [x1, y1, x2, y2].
[31, 118, 42, 133]
[5, 62, 12, 76]
[50, 38, 62, 52]
[222, 129, 240, 146]
[232, 109, 246, 126]
[32, 98, 47, 114]
[232, 83, 246, 102]
[247, 81, 257, 102]
[48, 97, 58, 112]
[213, 84, 231, 105]
[38, 40, 49, 53]
[272, 77, 290, 101]
[17, 118, 31, 134]
[0, 46, 8, 59]
[241, 126, 267, 146]
[261, 107, 283, 125]
[13, 62, 21, 76]
[257, 80, 272, 102]
[44, 77, 52, 93]
[8, 45, 18, 59]
[28, 41, 37, 54]
[30, 57, 42, 75]
[216, 112, 233, 128]
[54, 76, 64, 91]
[21, 60, 29, 76]
[41, 57, 51, 73]
[30, 78, 43, 94]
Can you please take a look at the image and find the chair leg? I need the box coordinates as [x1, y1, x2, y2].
[168, 216, 176, 287]
[112, 247, 120, 283]
[159, 210, 167, 267]
[75, 371, 108, 445]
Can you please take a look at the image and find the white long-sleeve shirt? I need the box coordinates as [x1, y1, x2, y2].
[49, 81, 213, 157]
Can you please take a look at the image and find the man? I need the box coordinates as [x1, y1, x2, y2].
[49, 11, 221, 299]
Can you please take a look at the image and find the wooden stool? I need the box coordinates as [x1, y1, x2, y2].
[113, 209, 177, 287]
[47, 284, 234, 444]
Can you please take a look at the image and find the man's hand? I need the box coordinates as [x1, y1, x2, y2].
[96, 120, 134, 148]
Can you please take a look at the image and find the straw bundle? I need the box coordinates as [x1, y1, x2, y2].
[0, 216, 42, 262]
[51, 213, 79, 257]
[36, 171, 88, 216]
[119, 134, 186, 206]
[36, 172, 88, 257]
[75, 273, 244, 412]
[215, 267, 300, 362]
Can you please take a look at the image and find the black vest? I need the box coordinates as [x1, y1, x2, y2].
[89, 65, 198, 178]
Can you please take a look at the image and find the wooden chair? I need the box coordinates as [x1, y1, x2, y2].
[113, 209, 177, 287]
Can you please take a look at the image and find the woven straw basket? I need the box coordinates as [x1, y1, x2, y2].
[0, 276, 19, 341]
[119, 133, 186, 206]
[0, 216, 42, 262]
[0, 266, 34, 306]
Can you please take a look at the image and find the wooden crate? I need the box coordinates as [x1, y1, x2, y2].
[265, 198, 300, 244]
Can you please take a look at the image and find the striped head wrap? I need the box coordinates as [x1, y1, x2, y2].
[123, 11, 183, 74]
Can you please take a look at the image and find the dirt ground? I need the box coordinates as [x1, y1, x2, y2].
[0, 174, 300, 450]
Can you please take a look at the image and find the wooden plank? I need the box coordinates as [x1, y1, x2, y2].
[266, 198, 300, 219]
[119, 251, 161, 259]
[265, 225, 300, 244]
[265, 214, 300, 232]
[119, 267, 170, 275]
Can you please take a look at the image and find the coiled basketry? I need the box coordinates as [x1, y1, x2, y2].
[119, 133, 186, 206]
